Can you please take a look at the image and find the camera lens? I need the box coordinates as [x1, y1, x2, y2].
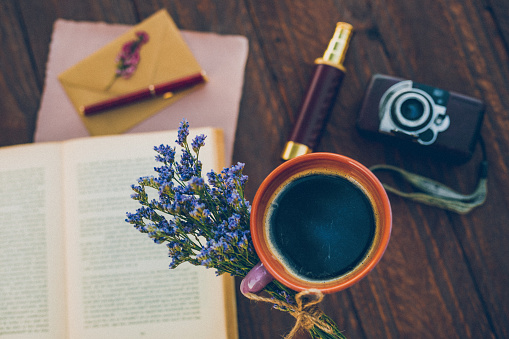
[391, 92, 432, 131]
[400, 98, 424, 121]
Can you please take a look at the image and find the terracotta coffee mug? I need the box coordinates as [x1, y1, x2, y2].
[241, 153, 392, 294]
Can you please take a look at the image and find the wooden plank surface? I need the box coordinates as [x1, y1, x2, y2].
[1, 0, 509, 338]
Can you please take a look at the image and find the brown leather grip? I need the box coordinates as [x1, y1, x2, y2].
[287, 63, 345, 150]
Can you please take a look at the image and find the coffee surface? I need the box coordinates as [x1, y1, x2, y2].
[267, 174, 375, 280]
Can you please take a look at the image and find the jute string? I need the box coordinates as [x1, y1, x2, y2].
[244, 289, 335, 338]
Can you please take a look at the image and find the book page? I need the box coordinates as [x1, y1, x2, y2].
[0, 143, 67, 339]
[61, 129, 236, 339]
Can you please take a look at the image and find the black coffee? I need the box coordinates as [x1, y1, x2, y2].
[267, 174, 375, 281]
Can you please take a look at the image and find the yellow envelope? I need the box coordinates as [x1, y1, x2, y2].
[58, 9, 203, 135]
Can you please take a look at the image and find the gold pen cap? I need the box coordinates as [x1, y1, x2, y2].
[316, 22, 353, 71]
[281, 141, 312, 160]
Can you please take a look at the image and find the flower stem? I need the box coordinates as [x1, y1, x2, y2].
[105, 75, 118, 91]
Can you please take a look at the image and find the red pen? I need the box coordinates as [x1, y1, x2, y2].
[79, 71, 207, 116]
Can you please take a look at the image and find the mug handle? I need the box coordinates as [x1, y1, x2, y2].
[240, 262, 274, 294]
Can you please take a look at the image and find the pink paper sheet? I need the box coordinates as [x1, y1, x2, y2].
[35, 19, 249, 166]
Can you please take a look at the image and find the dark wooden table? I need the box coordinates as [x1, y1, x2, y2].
[2, 1, 509, 338]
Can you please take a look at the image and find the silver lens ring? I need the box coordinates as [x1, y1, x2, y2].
[393, 92, 431, 129]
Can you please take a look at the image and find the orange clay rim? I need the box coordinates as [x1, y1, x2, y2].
[250, 152, 392, 294]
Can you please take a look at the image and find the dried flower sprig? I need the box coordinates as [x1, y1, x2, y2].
[126, 119, 258, 276]
[106, 31, 149, 90]
[126, 119, 346, 339]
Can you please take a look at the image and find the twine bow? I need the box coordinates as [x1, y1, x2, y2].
[244, 288, 335, 338]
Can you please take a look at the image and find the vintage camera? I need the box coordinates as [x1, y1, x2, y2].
[357, 74, 485, 163]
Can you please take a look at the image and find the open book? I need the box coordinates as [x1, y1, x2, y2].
[0, 128, 238, 339]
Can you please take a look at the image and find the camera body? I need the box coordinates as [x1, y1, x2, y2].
[357, 74, 485, 163]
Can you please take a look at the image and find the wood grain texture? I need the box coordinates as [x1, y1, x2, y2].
[1, 0, 508, 338]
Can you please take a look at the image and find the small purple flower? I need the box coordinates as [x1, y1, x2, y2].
[176, 119, 190, 146]
[154, 144, 176, 164]
[191, 134, 207, 152]
[135, 31, 149, 44]
[106, 30, 149, 89]
[115, 30, 149, 79]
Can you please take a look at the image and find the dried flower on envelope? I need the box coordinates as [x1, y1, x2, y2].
[106, 31, 149, 89]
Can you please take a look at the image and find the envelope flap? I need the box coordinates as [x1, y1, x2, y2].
[58, 10, 187, 94]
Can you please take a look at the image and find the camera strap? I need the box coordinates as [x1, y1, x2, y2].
[369, 139, 488, 214]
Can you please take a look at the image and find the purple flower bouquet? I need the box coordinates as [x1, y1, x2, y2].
[126, 119, 346, 339]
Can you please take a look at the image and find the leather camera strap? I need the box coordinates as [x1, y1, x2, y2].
[369, 139, 488, 214]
